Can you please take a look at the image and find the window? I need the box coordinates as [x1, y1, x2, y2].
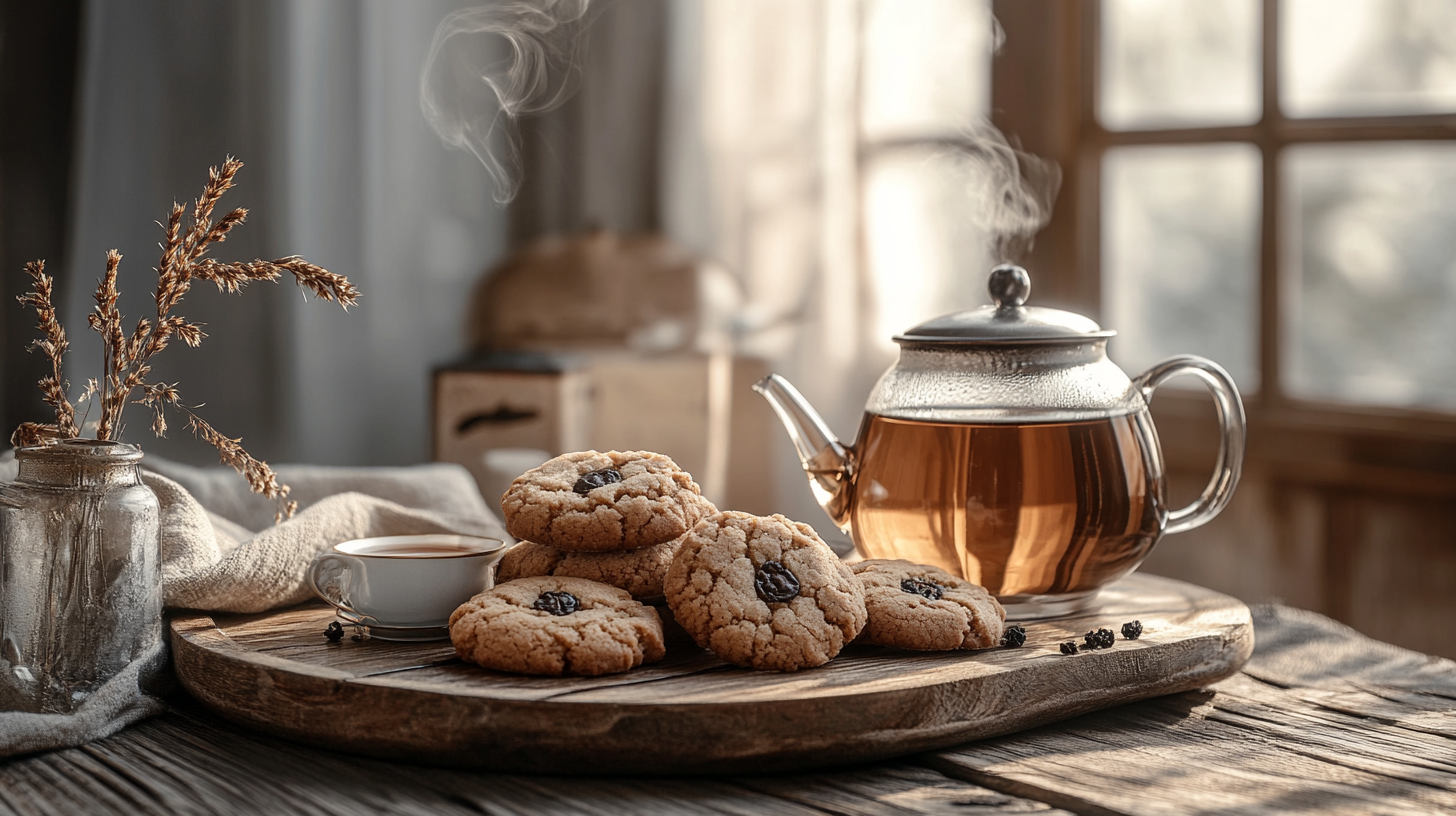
[1092, 0, 1456, 416]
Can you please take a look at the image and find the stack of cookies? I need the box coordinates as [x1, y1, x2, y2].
[449, 450, 1006, 677]
[451, 451, 712, 677]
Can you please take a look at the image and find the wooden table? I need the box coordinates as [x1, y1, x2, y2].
[3, 602, 1454, 816]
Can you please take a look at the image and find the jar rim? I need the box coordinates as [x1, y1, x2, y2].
[16, 439, 144, 462]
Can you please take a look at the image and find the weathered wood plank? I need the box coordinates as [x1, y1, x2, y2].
[1244, 603, 1456, 695]
[0, 700, 1055, 816]
[733, 765, 1077, 815]
[1292, 685, 1456, 739]
[1208, 675, 1456, 786]
[0, 764, 81, 816]
[358, 649, 733, 701]
[926, 676, 1456, 816]
[553, 626, 1230, 704]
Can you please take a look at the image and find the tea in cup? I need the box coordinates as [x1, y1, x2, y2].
[308, 534, 506, 640]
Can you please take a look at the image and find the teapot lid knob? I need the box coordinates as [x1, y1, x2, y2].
[989, 264, 1030, 310]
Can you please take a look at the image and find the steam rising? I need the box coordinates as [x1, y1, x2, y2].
[947, 120, 1062, 262]
[420, 0, 591, 203]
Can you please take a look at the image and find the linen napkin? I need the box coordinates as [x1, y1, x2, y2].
[0, 450, 507, 757]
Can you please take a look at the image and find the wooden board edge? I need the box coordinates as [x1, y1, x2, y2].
[166, 610, 1253, 775]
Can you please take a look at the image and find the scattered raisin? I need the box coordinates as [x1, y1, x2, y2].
[1059, 641, 1079, 655]
[1001, 625, 1027, 648]
[1122, 620, 1143, 640]
[900, 576, 944, 600]
[572, 467, 622, 495]
[533, 591, 580, 616]
[1083, 628, 1116, 649]
[755, 561, 801, 603]
[324, 621, 345, 643]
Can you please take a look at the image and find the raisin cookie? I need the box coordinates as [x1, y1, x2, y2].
[494, 536, 682, 601]
[851, 559, 1005, 651]
[501, 451, 714, 553]
[449, 576, 666, 676]
[665, 511, 867, 672]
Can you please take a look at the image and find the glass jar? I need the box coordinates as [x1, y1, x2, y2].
[0, 439, 162, 714]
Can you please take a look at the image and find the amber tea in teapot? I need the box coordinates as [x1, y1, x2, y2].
[850, 413, 1161, 599]
[756, 265, 1245, 619]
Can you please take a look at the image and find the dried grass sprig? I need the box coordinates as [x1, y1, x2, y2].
[10, 422, 66, 448]
[13, 156, 357, 523]
[192, 257, 361, 306]
[88, 250, 126, 439]
[183, 157, 242, 264]
[17, 261, 79, 439]
[182, 409, 296, 523]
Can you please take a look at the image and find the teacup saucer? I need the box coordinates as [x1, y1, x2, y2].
[332, 610, 451, 642]
[364, 623, 451, 643]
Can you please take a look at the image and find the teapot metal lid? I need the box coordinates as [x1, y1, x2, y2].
[895, 264, 1114, 344]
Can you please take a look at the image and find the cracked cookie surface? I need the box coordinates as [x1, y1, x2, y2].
[495, 537, 682, 601]
[664, 511, 866, 672]
[449, 576, 666, 676]
[501, 451, 714, 552]
[851, 559, 1005, 651]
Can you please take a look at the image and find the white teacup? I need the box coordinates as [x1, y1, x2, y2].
[308, 534, 506, 640]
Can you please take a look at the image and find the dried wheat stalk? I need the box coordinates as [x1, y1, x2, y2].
[12, 157, 357, 521]
[12, 261, 79, 445]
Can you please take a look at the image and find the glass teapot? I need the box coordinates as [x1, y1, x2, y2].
[754, 264, 1246, 619]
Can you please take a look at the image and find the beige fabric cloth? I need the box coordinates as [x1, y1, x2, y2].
[0, 451, 507, 757]
[142, 457, 507, 612]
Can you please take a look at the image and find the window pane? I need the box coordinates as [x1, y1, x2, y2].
[864, 149, 993, 351]
[861, 0, 991, 140]
[1103, 144, 1261, 393]
[1283, 0, 1456, 117]
[1099, 0, 1261, 130]
[1283, 143, 1456, 411]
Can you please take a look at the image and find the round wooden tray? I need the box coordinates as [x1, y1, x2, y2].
[170, 572, 1252, 775]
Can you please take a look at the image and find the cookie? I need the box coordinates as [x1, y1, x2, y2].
[495, 537, 681, 601]
[851, 559, 1005, 651]
[501, 451, 714, 553]
[449, 576, 666, 676]
[664, 511, 866, 672]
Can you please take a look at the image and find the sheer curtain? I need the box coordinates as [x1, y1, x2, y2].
[58, 0, 998, 523]
[62, 0, 505, 468]
[661, 0, 997, 538]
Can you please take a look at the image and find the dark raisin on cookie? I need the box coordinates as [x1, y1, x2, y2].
[754, 560, 801, 603]
[900, 576, 945, 600]
[572, 467, 623, 495]
[533, 591, 581, 616]
[1122, 620, 1143, 640]
[1001, 625, 1027, 647]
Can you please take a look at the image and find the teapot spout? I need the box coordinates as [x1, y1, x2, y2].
[751, 374, 853, 531]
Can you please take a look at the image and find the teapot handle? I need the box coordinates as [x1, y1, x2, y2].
[1135, 355, 1247, 536]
